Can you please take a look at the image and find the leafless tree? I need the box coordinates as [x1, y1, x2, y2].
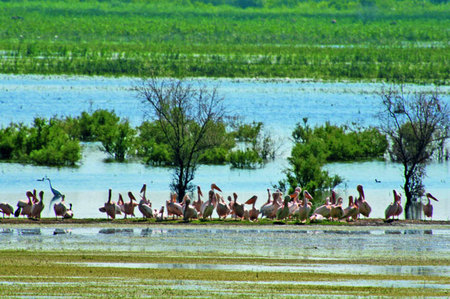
[135, 77, 228, 201]
[379, 86, 449, 219]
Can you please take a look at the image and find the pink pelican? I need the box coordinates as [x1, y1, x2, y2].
[0, 202, 14, 218]
[231, 192, 245, 220]
[202, 190, 216, 220]
[313, 197, 331, 220]
[342, 195, 358, 221]
[385, 190, 402, 220]
[423, 193, 438, 220]
[288, 186, 302, 217]
[296, 190, 312, 223]
[99, 189, 122, 219]
[30, 190, 45, 219]
[14, 191, 34, 218]
[193, 186, 204, 216]
[356, 185, 371, 218]
[166, 193, 183, 219]
[261, 190, 281, 219]
[330, 195, 344, 221]
[216, 194, 230, 219]
[245, 195, 259, 221]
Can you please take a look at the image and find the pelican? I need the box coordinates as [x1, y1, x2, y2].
[100, 189, 121, 219]
[137, 188, 153, 219]
[245, 195, 259, 221]
[260, 188, 272, 212]
[423, 193, 438, 220]
[216, 194, 230, 219]
[356, 185, 371, 218]
[14, 191, 34, 218]
[288, 186, 302, 217]
[63, 203, 74, 219]
[296, 190, 312, 223]
[0, 202, 14, 218]
[30, 190, 45, 219]
[202, 190, 216, 220]
[53, 195, 69, 220]
[385, 190, 402, 220]
[120, 192, 138, 219]
[276, 196, 291, 222]
[341, 195, 358, 222]
[330, 196, 344, 221]
[313, 197, 331, 220]
[156, 206, 165, 221]
[261, 190, 282, 219]
[193, 186, 204, 216]
[183, 196, 197, 221]
[231, 192, 245, 220]
[166, 193, 183, 219]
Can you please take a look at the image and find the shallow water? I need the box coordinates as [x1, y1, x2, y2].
[0, 226, 448, 260]
[0, 75, 449, 220]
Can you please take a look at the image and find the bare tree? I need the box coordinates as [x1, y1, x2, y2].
[379, 87, 449, 219]
[135, 77, 228, 201]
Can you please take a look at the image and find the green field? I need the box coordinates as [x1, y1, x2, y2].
[1, 0, 449, 82]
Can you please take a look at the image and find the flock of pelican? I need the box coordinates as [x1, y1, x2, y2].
[95, 183, 439, 222]
[0, 180, 439, 222]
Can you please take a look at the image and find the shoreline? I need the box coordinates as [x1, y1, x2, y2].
[1, 218, 449, 227]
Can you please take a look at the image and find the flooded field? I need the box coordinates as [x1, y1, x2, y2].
[0, 224, 448, 297]
[0, 75, 449, 220]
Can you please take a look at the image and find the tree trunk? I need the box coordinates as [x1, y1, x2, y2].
[405, 198, 423, 220]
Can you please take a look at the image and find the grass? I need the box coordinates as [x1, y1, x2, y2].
[0, 0, 448, 82]
[0, 249, 448, 297]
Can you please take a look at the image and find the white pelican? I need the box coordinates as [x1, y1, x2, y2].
[137, 189, 153, 219]
[53, 195, 69, 220]
[183, 196, 198, 221]
[313, 197, 331, 220]
[202, 190, 216, 220]
[330, 196, 344, 221]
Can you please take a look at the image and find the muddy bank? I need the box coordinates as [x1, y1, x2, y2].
[1, 217, 449, 227]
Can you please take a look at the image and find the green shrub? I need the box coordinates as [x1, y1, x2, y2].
[229, 148, 263, 168]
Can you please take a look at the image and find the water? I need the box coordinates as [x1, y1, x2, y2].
[0, 75, 449, 219]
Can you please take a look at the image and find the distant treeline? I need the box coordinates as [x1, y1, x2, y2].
[0, 0, 448, 82]
[0, 110, 388, 168]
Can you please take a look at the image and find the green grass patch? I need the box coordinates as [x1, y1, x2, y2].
[0, 0, 448, 82]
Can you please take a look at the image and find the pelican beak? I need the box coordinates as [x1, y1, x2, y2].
[427, 193, 439, 201]
[245, 195, 257, 205]
[304, 191, 313, 200]
[140, 184, 146, 193]
[211, 183, 222, 192]
[198, 186, 203, 197]
[128, 192, 136, 201]
[289, 192, 297, 199]
[357, 185, 365, 199]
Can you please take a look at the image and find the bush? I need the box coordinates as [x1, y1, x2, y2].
[229, 148, 263, 168]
